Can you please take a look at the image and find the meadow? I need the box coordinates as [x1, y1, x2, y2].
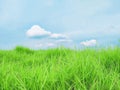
[0, 46, 120, 90]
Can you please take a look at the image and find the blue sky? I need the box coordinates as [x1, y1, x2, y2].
[0, 0, 120, 49]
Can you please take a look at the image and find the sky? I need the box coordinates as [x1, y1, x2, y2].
[0, 0, 120, 49]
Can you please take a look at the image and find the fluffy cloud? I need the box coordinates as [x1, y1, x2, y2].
[80, 39, 97, 46]
[26, 25, 51, 38]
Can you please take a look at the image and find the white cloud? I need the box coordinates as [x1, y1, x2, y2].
[26, 25, 51, 38]
[50, 33, 68, 39]
[80, 39, 97, 47]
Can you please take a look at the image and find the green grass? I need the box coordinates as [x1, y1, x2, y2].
[0, 46, 120, 90]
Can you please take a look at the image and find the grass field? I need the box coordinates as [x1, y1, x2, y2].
[0, 46, 120, 90]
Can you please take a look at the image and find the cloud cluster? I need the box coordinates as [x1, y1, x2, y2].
[26, 25, 98, 48]
[80, 39, 97, 47]
[26, 25, 72, 47]
[26, 25, 68, 40]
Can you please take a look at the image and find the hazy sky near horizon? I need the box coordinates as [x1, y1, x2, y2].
[0, 0, 120, 49]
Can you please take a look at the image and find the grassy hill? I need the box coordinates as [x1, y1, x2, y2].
[0, 46, 120, 90]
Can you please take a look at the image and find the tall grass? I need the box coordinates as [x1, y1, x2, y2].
[0, 46, 120, 90]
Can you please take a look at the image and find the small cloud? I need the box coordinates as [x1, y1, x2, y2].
[26, 25, 51, 38]
[80, 39, 97, 46]
[50, 33, 68, 39]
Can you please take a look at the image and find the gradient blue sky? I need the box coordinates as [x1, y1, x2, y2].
[0, 0, 120, 49]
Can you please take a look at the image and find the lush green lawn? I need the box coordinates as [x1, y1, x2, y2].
[0, 46, 120, 90]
